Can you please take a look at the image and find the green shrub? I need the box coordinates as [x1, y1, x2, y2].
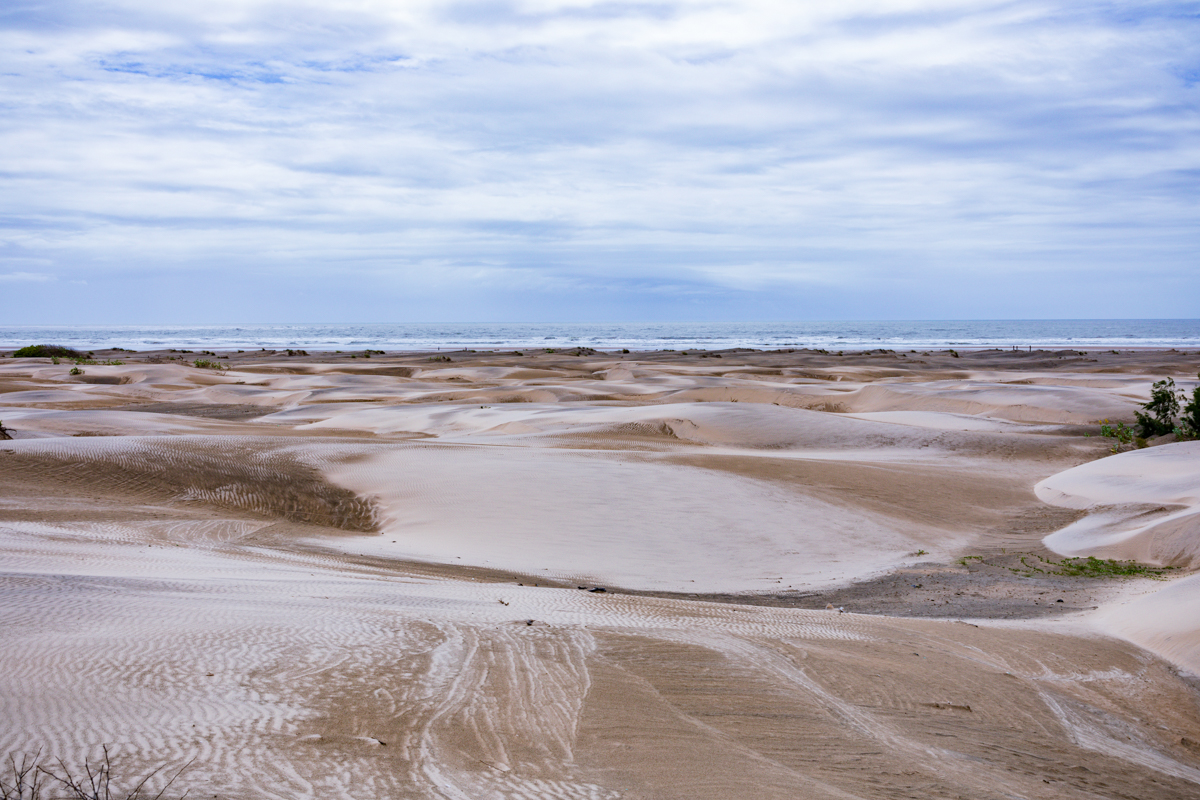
[1135, 378, 1180, 438]
[1132, 377, 1199, 440]
[13, 344, 83, 359]
[1098, 419, 1135, 453]
[1177, 385, 1200, 440]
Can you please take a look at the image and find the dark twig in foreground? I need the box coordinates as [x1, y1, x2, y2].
[1, 749, 191, 800]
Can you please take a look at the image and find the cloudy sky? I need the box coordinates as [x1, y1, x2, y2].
[2, 0, 1198, 323]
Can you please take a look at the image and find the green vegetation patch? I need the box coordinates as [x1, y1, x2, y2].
[1095, 371, 1200, 449]
[960, 552, 1174, 579]
[192, 359, 228, 371]
[1054, 555, 1173, 578]
[13, 344, 84, 358]
[1016, 553, 1173, 579]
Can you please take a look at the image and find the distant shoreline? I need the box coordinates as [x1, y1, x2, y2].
[2, 319, 1199, 353]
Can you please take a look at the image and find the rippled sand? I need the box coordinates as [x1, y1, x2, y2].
[2, 346, 1199, 799]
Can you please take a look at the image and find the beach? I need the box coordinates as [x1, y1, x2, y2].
[2, 345, 1199, 799]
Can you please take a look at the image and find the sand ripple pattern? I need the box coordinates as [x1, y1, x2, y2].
[2, 435, 377, 532]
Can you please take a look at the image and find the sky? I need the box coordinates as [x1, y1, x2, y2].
[1, 0, 1198, 323]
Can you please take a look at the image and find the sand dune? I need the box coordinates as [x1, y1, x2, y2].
[1038, 441, 1200, 568]
[1034, 442, 1200, 676]
[2, 346, 1200, 798]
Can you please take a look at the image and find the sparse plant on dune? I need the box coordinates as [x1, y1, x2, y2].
[1127, 377, 1200, 441]
[1097, 377, 1200, 448]
[0, 752, 43, 800]
[12, 345, 83, 359]
[192, 359, 228, 373]
[1177, 385, 1200, 440]
[1, 749, 190, 800]
[958, 552, 1174, 579]
[1136, 378, 1180, 438]
[1098, 419, 1136, 453]
[1054, 556, 1171, 578]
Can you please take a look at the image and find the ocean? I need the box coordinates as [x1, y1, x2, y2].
[1, 320, 1198, 353]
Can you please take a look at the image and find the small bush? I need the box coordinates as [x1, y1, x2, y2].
[1136, 378, 1180, 438]
[192, 359, 227, 372]
[13, 345, 83, 359]
[1177, 385, 1200, 440]
[1098, 419, 1135, 453]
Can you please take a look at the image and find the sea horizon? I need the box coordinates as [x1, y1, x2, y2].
[2, 319, 1199, 353]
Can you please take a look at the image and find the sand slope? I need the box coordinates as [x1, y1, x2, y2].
[2, 346, 1199, 798]
[1036, 442, 1200, 676]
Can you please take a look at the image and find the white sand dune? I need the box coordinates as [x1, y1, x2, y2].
[1038, 442, 1200, 565]
[3, 347, 1200, 798]
[324, 443, 935, 592]
[840, 380, 1139, 423]
[1036, 442, 1200, 675]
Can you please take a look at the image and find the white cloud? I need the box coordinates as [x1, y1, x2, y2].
[0, 0, 1197, 320]
[0, 272, 56, 283]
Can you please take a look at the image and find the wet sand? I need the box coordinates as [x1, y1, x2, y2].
[1, 345, 1199, 799]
